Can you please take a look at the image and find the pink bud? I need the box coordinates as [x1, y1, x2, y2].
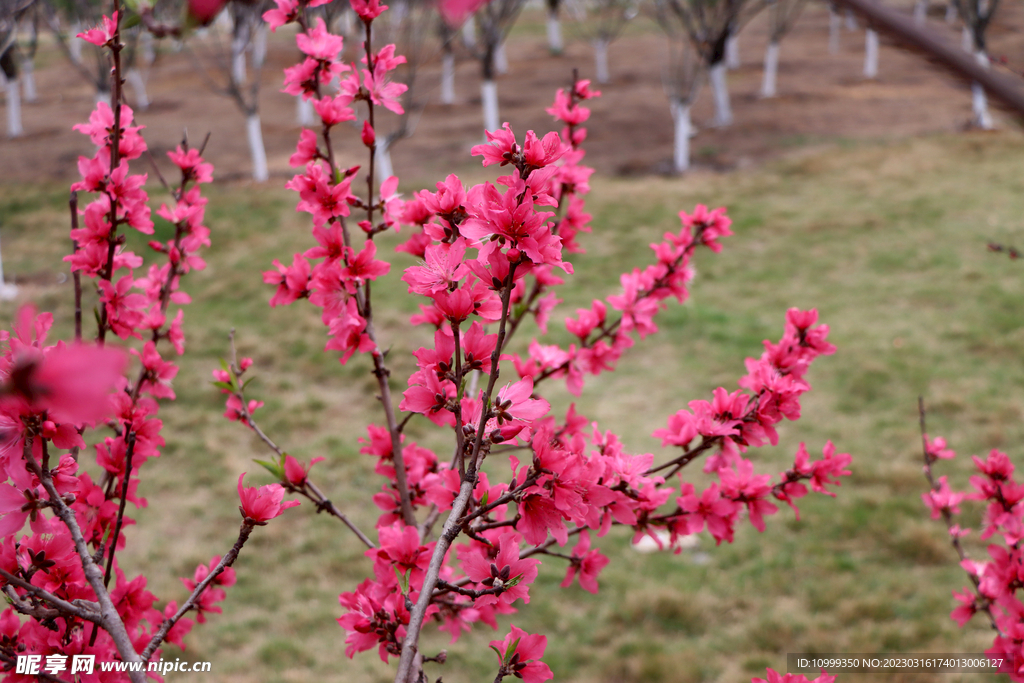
[361, 121, 375, 147]
[506, 248, 521, 263]
[188, 0, 227, 25]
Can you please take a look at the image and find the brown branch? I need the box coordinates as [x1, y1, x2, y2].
[140, 522, 254, 662]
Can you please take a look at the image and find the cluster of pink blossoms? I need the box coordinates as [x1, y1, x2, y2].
[242, 1, 852, 680]
[921, 435, 1024, 679]
[0, 12, 291, 676]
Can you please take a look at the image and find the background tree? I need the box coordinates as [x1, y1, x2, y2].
[656, 0, 766, 127]
[656, 0, 704, 172]
[951, 0, 998, 128]
[576, 0, 639, 84]
[760, 0, 808, 97]
[184, 0, 271, 181]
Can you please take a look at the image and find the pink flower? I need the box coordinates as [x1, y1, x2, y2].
[284, 454, 326, 486]
[237, 473, 300, 524]
[461, 532, 539, 608]
[489, 625, 552, 683]
[350, 0, 388, 21]
[77, 12, 118, 46]
[560, 531, 609, 594]
[5, 342, 126, 426]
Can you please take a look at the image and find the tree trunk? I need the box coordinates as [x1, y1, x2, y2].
[761, 41, 780, 97]
[829, 6, 841, 53]
[462, 16, 476, 48]
[726, 34, 740, 69]
[141, 31, 156, 66]
[961, 26, 971, 52]
[547, 11, 563, 54]
[482, 79, 499, 133]
[246, 113, 269, 182]
[971, 50, 993, 129]
[0, 233, 17, 301]
[70, 22, 83, 63]
[20, 57, 36, 102]
[494, 41, 508, 75]
[671, 99, 691, 173]
[845, 9, 858, 30]
[441, 51, 455, 104]
[709, 60, 732, 126]
[297, 95, 316, 125]
[252, 23, 268, 69]
[375, 137, 394, 182]
[945, 2, 957, 22]
[864, 29, 879, 78]
[6, 77, 23, 138]
[594, 38, 610, 84]
[232, 22, 249, 85]
[913, 0, 928, 23]
[126, 68, 149, 110]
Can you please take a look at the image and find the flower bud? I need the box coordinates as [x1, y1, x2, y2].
[361, 121, 375, 148]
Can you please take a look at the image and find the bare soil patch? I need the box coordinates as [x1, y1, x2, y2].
[2, 2, 1024, 187]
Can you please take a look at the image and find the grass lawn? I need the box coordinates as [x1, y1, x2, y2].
[2, 128, 1024, 683]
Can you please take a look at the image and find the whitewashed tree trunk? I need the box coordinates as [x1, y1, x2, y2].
[761, 41, 780, 97]
[463, 16, 477, 48]
[232, 24, 249, 85]
[709, 61, 732, 126]
[246, 113, 269, 182]
[845, 9, 858, 30]
[252, 24, 268, 68]
[547, 11, 563, 53]
[593, 38, 610, 84]
[864, 29, 879, 78]
[390, 0, 408, 25]
[215, 9, 233, 34]
[141, 31, 156, 65]
[441, 52, 455, 104]
[961, 26, 971, 51]
[70, 22, 83, 63]
[971, 50, 993, 129]
[494, 41, 508, 74]
[6, 78, 23, 138]
[297, 95, 316, 125]
[482, 79, 499, 133]
[0, 233, 17, 301]
[20, 57, 36, 102]
[829, 6, 841, 53]
[126, 68, 149, 110]
[375, 138, 394, 182]
[913, 0, 928, 23]
[945, 2, 957, 22]
[671, 99, 691, 173]
[726, 34, 740, 69]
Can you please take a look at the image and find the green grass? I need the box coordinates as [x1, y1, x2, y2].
[3, 129, 1024, 682]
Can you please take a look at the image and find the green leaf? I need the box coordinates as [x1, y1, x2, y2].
[395, 568, 410, 596]
[121, 10, 142, 28]
[504, 637, 521, 667]
[489, 645, 503, 661]
[255, 458, 285, 480]
[219, 358, 230, 371]
[210, 380, 234, 391]
[504, 573, 524, 589]
[479, 491, 489, 507]
[242, 376, 257, 391]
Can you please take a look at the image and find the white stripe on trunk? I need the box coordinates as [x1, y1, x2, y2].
[761, 41, 780, 98]
[482, 79, 500, 133]
[594, 38, 610, 84]
[6, 78, 23, 138]
[126, 68, 149, 110]
[246, 113, 269, 182]
[725, 34, 740, 69]
[441, 52, 455, 104]
[709, 62, 732, 126]
[864, 29, 879, 78]
[547, 12, 563, 53]
[20, 57, 36, 102]
[672, 100, 691, 173]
